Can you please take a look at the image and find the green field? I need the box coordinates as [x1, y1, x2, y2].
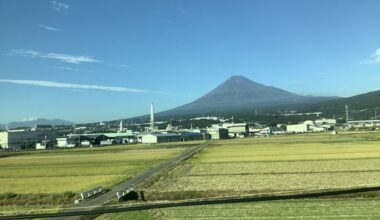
[145, 132, 380, 199]
[0, 142, 198, 214]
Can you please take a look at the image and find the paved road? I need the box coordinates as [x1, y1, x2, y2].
[53, 141, 211, 219]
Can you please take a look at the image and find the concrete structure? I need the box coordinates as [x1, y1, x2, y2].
[141, 133, 181, 144]
[286, 124, 309, 133]
[250, 127, 285, 137]
[81, 140, 91, 146]
[309, 125, 326, 132]
[302, 120, 314, 125]
[281, 112, 322, 117]
[150, 103, 155, 131]
[68, 131, 136, 145]
[314, 118, 336, 125]
[100, 140, 113, 145]
[191, 116, 220, 121]
[207, 127, 229, 139]
[179, 132, 210, 141]
[57, 137, 76, 148]
[348, 120, 380, 128]
[221, 123, 248, 138]
[0, 129, 59, 150]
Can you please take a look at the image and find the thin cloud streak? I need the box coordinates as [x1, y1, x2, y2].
[360, 48, 380, 64]
[8, 49, 100, 64]
[0, 79, 146, 93]
[38, 24, 62, 32]
[51, 1, 69, 13]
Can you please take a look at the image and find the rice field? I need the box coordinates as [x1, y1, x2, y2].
[155, 198, 380, 219]
[146, 132, 380, 197]
[0, 143, 188, 214]
[97, 198, 380, 220]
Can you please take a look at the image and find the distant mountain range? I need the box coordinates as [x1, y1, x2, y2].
[3, 76, 378, 128]
[158, 75, 337, 117]
[0, 118, 73, 130]
[296, 90, 380, 119]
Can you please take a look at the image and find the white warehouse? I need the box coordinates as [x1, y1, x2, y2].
[0, 129, 59, 150]
[286, 124, 309, 133]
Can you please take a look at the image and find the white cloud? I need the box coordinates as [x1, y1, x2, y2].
[8, 49, 40, 57]
[0, 79, 146, 93]
[38, 24, 62, 32]
[51, 1, 69, 13]
[41, 53, 100, 64]
[360, 48, 380, 64]
[8, 49, 100, 64]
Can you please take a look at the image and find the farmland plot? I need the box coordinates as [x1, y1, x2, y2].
[146, 133, 380, 198]
[0, 145, 185, 215]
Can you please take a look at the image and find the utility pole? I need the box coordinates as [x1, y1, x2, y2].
[345, 104, 349, 124]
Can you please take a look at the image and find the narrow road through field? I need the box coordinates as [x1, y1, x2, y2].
[53, 141, 210, 220]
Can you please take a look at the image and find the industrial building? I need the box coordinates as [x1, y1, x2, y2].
[348, 120, 380, 128]
[0, 128, 59, 150]
[207, 127, 229, 139]
[315, 118, 337, 125]
[221, 123, 249, 137]
[179, 132, 210, 141]
[286, 124, 309, 133]
[141, 133, 181, 144]
[68, 131, 136, 146]
[56, 137, 76, 148]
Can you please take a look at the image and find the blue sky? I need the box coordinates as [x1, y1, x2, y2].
[1, 0, 380, 124]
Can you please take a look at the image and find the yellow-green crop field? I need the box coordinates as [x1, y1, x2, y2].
[98, 132, 380, 220]
[0, 143, 189, 215]
[98, 198, 380, 220]
[146, 132, 380, 198]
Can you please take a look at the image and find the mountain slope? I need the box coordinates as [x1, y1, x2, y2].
[159, 75, 335, 116]
[0, 118, 73, 129]
[296, 90, 380, 119]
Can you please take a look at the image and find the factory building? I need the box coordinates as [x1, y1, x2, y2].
[207, 127, 229, 139]
[286, 124, 309, 133]
[221, 123, 249, 138]
[0, 129, 59, 150]
[348, 120, 380, 128]
[141, 133, 181, 144]
[315, 118, 337, 125]
[56, 137, 76, 148]
[179, 132, 210, 141]
[68, 131, 136, 146]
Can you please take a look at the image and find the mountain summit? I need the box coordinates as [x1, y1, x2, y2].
[159, 75, 334, 116]
[198, 75, 303, 104]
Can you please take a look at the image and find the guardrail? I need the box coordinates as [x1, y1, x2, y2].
[116, 186, 134, 200]
[80, 186, 102, 200]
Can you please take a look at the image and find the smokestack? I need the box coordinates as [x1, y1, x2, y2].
[150, 103, 154, 131]
[119, 121, 123, 132]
